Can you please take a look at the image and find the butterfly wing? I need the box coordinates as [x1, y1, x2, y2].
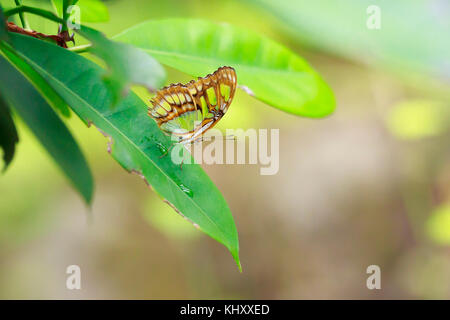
[149, 66, 237, 144]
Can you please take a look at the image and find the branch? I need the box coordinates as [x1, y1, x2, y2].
[7, 22, 73, 48]
[13, 0, 30, 30]
[61, 0, 79, 32]
[4, 6, 64, 25]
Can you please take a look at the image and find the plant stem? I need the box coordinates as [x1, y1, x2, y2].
[68, 44, 91, 53]
[61, 0, 70, 32]
[61, 0, 79, 32]
[4, 6, 64, 25]
[13, 0, 30, 30]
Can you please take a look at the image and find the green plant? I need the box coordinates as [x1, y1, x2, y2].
[0, 0, 335, 270]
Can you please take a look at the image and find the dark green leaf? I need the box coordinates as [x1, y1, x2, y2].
[9, 33, 240, 269]
[0, 6, 8, 41]
[0, 41, 71, 117]
[114, 19, 335, 117]
[0, 52, 94, 204]
[0, 93, 19, 171]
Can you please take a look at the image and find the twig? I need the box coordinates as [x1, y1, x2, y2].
[13, 0, 30, 30]
[4, 6, 64, 25]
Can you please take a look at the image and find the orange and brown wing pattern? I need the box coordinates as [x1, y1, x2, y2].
[149, 66, 237, 143]
[185, 66, 237, 115]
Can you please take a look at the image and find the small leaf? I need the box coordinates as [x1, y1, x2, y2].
[0, 94, 19, 171]
[114, 18, 335, 117]
[9, 33, 240, 269]
[0, 53, 94, 204]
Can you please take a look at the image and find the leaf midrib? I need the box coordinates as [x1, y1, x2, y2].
[137, 49, 314, 76]
[112, 37, 314, 76]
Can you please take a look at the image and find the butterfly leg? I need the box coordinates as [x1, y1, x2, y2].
[224, 134, 236, 141]
[194, 135, 235, 142]
[180, 158, 184, 170]
[178, 139, 200, 170]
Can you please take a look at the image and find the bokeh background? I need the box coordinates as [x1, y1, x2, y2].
[1, 0, 450, 299]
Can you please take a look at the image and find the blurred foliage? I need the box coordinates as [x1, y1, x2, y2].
[0, 94, 18, 170]
[427, 205, 450, 245]
[246, 0, 450, 85]
[142, 195, 199, 241]
[0, 120, 60, 243]
[386, 100, 450, 140]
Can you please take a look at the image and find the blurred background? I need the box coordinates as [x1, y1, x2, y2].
[1, 0, 450, 299]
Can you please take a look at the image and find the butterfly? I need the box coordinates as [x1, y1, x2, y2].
[148, 66, 237, 145]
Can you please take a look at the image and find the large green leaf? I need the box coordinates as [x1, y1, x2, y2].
[0, 52, 93, 204]
[0, 93, 18, 170]
[246, 0, 450, 83]
[8, 33, 241, 269]
[114, 18, 335, 118]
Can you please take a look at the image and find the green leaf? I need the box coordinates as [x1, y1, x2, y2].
[0, 6, 8, 41]
[78, 26, 166, 106]
[0, 41, 71, 117]
[114, 18, 335, 118]
[52, 0, 108, 22]
[0, 52, 94, 204]
[76, 0, 108, 23]
[0, 93, 19, 171]
[9, 33, 241, 269]
[245, 0, 450, 82]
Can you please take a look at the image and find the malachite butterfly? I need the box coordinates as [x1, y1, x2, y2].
[148, 66, 237, 144]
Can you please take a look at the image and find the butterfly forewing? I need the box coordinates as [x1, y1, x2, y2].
[149, 66, 237, 144]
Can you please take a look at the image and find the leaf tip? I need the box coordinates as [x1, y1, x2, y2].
[231, 248, 242, 272]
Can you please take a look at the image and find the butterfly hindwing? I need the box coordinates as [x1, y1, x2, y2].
[149, 66, 237, 144]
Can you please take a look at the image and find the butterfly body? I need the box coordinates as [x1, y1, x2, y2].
[149, 66, 237, 144]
